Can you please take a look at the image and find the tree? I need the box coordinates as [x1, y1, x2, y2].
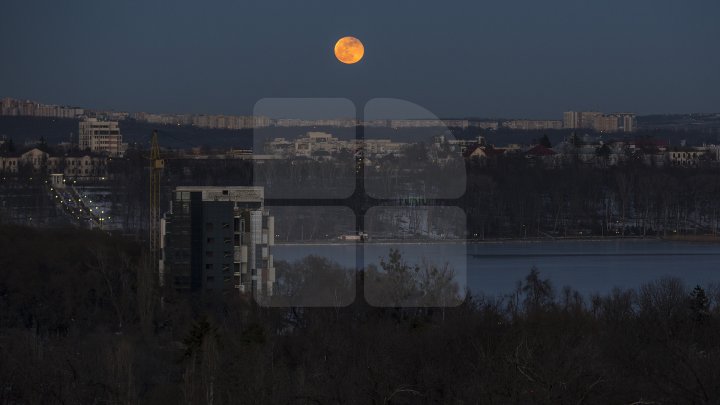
[271, 255, 355, 307]
[0, 137, 15, 152]
[595, 143, 611, 159]
[364, 249, 462, 308]
[182, 318, 221, 405]
[689, 285, 710, 324]
[569, 132, 582, 147]
[371, 248, 418, 307]
[539, 134, 552, 148]
[522, 267, 554, 311]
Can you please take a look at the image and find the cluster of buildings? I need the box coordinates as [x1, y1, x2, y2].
[2, 97, 641, 135]
[258, 130, 720, 169]
[129, 115, 487, 130]
[500, 112, 636, 133]
[130, 112, 272, 129]
[563, 111, 636, 133]
[1, 118, 126, 178]
[128, 112, 635, 133]
[463, 134, 720, 168]
[502, 120, 563, 131]
[264, 131, 407, 160]
[160, 186, 276, 297]
[0, 147, 109, 178]
[1, 98, 84, 119]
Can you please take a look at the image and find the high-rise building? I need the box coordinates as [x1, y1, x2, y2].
[593, 115, 619, 132]
[160, 186, 275, 298]
[564, 111, 633, 132]
[618, 113, 636, 132]
[502, 120, 563, 130]
[563, 111, 580, 129]
[78, 118, 126, 156]
[578, 112, 603, 129]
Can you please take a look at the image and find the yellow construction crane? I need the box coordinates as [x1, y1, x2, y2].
[149, 130, 164, 272]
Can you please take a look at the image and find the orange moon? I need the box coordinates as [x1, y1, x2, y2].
[334, 36, 364, 64]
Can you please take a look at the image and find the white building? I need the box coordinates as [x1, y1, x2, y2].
[265, 132, 408, 159]
[0, 148, 108, 178]
[293, 132, 344, 157]
[360, 139, 407, 156]
[502, 120, 563, 130]
[563, 111, 580, 129]
[78, 118, 126, 156]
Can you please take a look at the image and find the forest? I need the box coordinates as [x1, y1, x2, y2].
[1, 224, 720, 404]
[463, 160, 720, 239]
[4, 137, 720, 241]
[106, 148, 720, 240]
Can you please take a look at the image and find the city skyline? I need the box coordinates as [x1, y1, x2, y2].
[2, 96, 645, 133]
[1, 94, 682, 121]
[0, 93, 717, 123]
[2, 0, 719, 118]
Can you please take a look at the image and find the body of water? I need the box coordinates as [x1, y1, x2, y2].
[274, 239, 720, 296]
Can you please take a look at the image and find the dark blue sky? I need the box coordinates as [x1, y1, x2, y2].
[1, 0, 718, 118]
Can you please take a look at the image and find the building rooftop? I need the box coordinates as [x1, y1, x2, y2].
[526, 145, 557, 156]
[175, 186, 265, 203]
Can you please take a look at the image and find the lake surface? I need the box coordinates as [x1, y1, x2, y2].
[274, 240, 720, 296]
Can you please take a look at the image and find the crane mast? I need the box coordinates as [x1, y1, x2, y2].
[149, 130, 164, 275]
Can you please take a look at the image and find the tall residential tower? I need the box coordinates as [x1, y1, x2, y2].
[160, 186, 275, 298]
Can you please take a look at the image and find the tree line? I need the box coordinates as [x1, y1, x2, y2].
[464, 160, 720, 238]
[1, 224, 720, 404]
[5, 141, 720, 241]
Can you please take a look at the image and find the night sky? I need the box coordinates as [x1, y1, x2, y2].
[1, 0, 718, 118]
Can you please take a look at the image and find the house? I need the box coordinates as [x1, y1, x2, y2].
[0, 147, 108, 178]
[525, 144, 560, 167]
[668, 149, 706, 167]
[463, 145, 506, 164]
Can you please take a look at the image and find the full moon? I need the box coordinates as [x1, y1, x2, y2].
[334, 36, 364, 64]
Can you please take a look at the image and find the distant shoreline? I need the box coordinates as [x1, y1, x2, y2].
[275, 234, 720, 246]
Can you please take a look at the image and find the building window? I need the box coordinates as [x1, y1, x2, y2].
[207, 237, 215, 244]
[206, 251, 213, 258]
[205, 264, 213, 269]
[206, 222, 214, 231]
